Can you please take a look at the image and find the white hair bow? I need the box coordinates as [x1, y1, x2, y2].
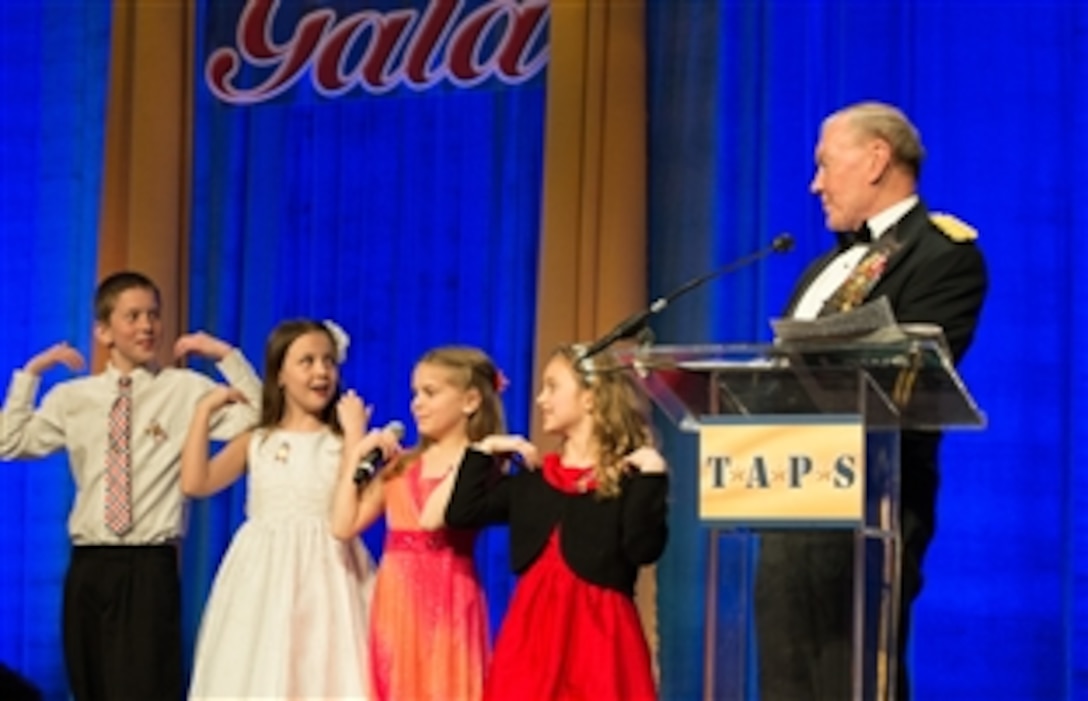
[323, 319, 350, 364]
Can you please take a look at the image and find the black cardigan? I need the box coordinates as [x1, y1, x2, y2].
[445, 449, 669, 596]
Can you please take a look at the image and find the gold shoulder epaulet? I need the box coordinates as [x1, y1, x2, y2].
[929, 212, 978, 242]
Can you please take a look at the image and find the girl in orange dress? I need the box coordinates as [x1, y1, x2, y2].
[332, 346, 506, 701]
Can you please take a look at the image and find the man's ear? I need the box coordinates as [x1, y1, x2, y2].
[867, 139, 893, 184]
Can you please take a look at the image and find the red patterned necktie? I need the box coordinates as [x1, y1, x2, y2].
[104, 376, 133, 535]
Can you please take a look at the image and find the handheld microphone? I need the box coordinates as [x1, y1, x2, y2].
[577, 233, 795, 363]
[353, 420, 406, 486]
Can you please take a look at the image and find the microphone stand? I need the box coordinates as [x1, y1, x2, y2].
[576, 233, 795, 364]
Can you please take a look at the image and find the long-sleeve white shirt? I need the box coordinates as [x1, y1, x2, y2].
[0, 351, 261, 545]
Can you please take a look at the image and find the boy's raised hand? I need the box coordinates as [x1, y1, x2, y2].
[174, 332, 232, 362]
[24, 342, 86, 376]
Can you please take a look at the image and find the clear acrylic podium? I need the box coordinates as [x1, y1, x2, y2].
[614, 338, 985, 701]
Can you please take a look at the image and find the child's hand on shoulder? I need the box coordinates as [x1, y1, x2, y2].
[24, 342, 85, 376]
[624, 446, 667, 475]
[474, 435, 541, 468]
[199, 385, 247, 411]
[336, 390, 372, 437]
[174, 332, 232, 362]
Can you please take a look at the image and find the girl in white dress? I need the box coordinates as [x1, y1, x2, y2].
[181, 319, 401, 700]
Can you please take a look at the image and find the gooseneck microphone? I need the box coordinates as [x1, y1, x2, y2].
[577, 233, 795, 363]
[353, 420, 406, 486]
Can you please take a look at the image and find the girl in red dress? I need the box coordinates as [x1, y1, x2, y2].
[446, 344, 669, 701]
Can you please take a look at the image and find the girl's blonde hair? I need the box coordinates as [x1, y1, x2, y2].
[554, 345, 653, 498]
[384, 345, 506, 479]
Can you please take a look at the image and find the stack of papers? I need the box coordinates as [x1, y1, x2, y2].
[771, 297, 948, 352]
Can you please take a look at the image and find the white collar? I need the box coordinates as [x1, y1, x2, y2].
[864, 194, 918, 241]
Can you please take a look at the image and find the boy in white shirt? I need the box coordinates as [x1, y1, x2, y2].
[0, 271, 262, 701]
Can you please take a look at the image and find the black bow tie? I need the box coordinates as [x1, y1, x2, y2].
[837, 223, 872, 249]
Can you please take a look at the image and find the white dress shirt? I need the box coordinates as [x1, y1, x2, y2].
[792, 195, 919, 320]
[0, 351, 262, 545]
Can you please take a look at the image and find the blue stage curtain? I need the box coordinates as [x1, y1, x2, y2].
[0, 4, 110, 698]
[182, 0, 547, 672]
[647, 1, 1087, 699]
